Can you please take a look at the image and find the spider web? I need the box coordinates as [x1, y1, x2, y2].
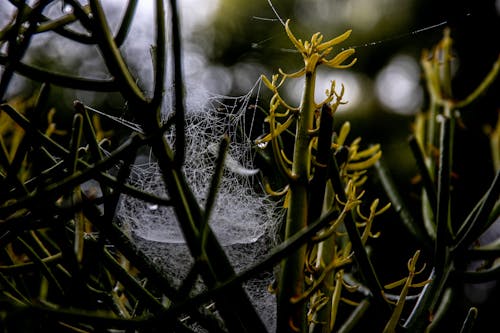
[116, 78, 282, 331]
[118, 78, 281, 246]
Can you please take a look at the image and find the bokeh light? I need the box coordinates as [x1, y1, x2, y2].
[374, 54, 423, 114]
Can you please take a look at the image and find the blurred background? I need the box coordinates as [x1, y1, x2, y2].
[1, 0, 499, 330]
[1, 0, 498, 175]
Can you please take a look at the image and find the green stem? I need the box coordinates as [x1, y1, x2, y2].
[310, 236, 337, 333]
[375, 159, 433, 252]
[435, 116, 452, 272]
[408, 135, 437, 217]
[459, 307, 478, 333]
[17, 236, 65, 298]
[421, 98, 440, 239]
[168, 0, 186, 165]
[0, 132, 144, 218]
[337, 298, 370, 333]
[403, 264, 453, 331]
[0, 55, 117, 91]
[309, 105, 337, 332]
[152, 0, 166, 109]
[425, 287, 454, 332]
[277, 70, 316, 333]
[101, 249, 165, 313]
[453, 169, 500, 251]
[150, 135, 268, 332]
[0, 1, 48, 100]
[114, 0, 139, 47]
[201, 135, 229, 250]
[88, 0, 147, 106]
[454, 55, 500, 109]
[330, 156, 388, 315]
[308, 104, 333, 221]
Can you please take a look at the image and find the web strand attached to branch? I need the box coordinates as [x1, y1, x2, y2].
[118, 76, 282, 249]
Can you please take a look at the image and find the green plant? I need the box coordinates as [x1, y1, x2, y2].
[255, 20, 390, 332]
[390, 28, 500, 332]
[0, 1, 499, 333]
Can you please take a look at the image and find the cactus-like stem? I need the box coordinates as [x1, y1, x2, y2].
[277, 69, 317, 333]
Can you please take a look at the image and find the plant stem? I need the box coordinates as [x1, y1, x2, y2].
[277, 69, 316, 332]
